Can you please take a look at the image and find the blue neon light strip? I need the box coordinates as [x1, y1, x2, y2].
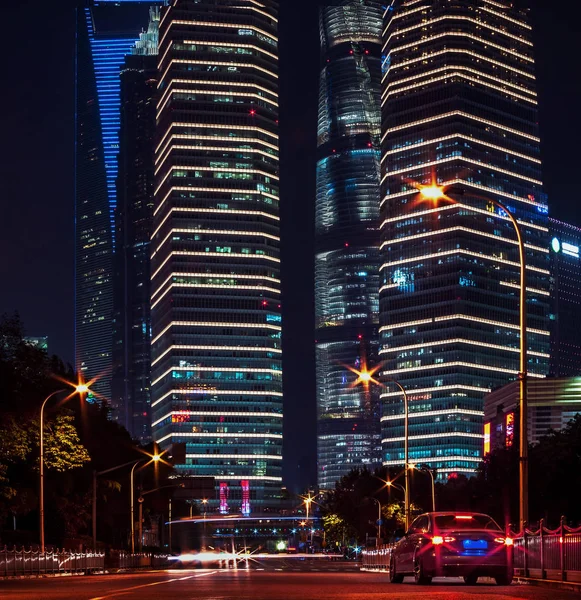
[85, 8, 141, 238]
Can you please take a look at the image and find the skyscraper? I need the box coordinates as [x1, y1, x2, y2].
[315, 0, 383, 489]
[380, 0, 551, 477]
[75, 1, 160, 403]
[151, 0, 282, 513]
[549, 218, 581, 376]
[111, 8, 160, 442]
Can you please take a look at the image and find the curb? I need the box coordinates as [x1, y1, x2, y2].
[516, 576, 581, 593]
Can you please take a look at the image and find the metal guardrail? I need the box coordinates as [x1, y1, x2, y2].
[0, 547, 104, 577]
[360, 545, 393, 571]
[514, 518, 581, 583]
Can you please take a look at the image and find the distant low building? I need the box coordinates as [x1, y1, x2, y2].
[483, 378, 581, 453]
[24, 336, 48, 352]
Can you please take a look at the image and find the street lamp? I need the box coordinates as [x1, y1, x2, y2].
[39, 381, 90, 553]
[418, 184, 529, 529]
[349, 367, 411, 531]
[369, 498, 382, 547]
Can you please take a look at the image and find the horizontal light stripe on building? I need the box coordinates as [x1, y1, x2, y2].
[152, 345, 282, 367]
[153, 228, 280, 256]
[380, 225, 548, 254]
[152, 411, 283, 427]
[151, 251, 280, 281]
[500, 281, 550, 297]
[381, 362, 546, 377]
[382, 111, 540, 142]
[383, 432, 484, 443]
[152, 271, 280, 299]
[381, 408, 485, 421]
[389, 48, 534, 80]
[156, 122, 278, 154]
[152, 366, 282, 387]
[159, 20, 278, 52]
[155, 165, 279, 197]
[384, 31, 533, 62]
[152, 321, 281, 345]
[154, 187, 279, 219]
[380, 198, 549, 233]
[185, 454, 282, 460]
[153, 388, 283, 408]
[380, 248, 550, 274]
[379, 314, 550, 336]
[152, 207, 279, 240]
[156, 431, 283, 441]
[380, 338, 550, 358]
[383, 456, 481, 464]
[384, 15, 532, 51]
[383, 133, 541, 164]
[384, 64, 536, 98]
[155, 142, 280, 175]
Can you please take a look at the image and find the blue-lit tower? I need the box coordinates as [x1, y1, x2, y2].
[315, 0, 383, 489]
[380, 0, 551, 478]
[75, 1, 163, 403]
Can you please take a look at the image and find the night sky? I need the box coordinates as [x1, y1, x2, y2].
[1, 1, 580, 491]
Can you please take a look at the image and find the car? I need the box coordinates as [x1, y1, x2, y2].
[388, 511, 514, 586]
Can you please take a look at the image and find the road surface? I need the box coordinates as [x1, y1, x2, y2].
[0, 570, 578, 600]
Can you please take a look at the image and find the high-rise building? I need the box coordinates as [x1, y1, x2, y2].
[75, 1, 161, 403]
[484, 377, 581, 453]
[111, 8, 160, 442]
[315, 0, 383, 489]
[151, 0, 282, 513]
[549, 218, 581, 376]
[380, 0, 551, 478]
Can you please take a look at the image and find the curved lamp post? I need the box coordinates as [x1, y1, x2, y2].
[40, 382, 90, 552]
[418, 184, 529, 530]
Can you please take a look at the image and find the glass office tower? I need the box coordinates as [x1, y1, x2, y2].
[76, 1, 161, 402]
[380, 0, 551, 478]
[151, 0, 282, 512]
[316, 0, 383, 489]
[549, 218, 581, 376]
[111, 8, 160, 442]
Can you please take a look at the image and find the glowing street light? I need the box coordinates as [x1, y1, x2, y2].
[417, 183, 529, 530]
[39, 379, 91, 553]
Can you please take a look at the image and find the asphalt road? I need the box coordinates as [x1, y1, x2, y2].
[0, 570, 578, 600]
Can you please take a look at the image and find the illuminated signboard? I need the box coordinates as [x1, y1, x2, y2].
[505, 412, 515, 448]
[484, 422, 491, 455]
[551, 237, 579, 258]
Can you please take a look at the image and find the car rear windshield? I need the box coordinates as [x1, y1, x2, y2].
[434, 515, 502, 531]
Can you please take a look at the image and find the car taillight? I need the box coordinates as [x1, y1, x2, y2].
[494, 537, 514, 546]
[431, 535, 455, 545]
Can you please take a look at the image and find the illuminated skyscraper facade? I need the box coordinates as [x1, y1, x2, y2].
[549, 218, 581, 376]
[316, 0, 383, 489]
[380, 0, 551, 477]
[111, 9, 160, 442]
[151, 0, 282, 512]
[76, 1, 162, 402]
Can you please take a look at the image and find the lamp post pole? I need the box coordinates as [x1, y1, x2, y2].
[370, 498, 382, 547]
[39, 389, 66, 553]
[387, 380, 410, 530]
[420, 185, 529, 529]
[39, 384, 89, 553]
[130, 461, 140, 554]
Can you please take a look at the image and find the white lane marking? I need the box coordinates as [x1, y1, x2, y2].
[89, 570, 219, 600]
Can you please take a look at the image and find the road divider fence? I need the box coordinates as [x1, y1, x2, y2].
[0, 547, 104, 576]
[513, 517, 581, 583]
